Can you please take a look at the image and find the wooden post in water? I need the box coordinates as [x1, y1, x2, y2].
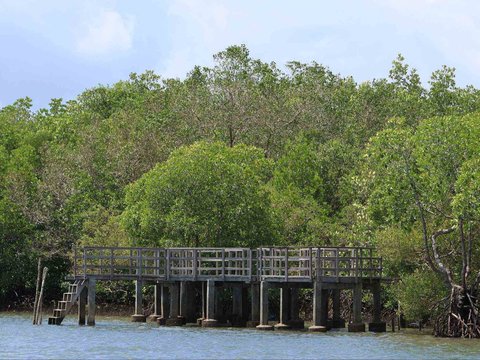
[309, 281, 327, 332]
[35, 267, 48, 325]
[202, 280, 218, 327]
[87, 278, 96, 326]
[32, 258, 42, 325]
[256, 281, 273, 330]
[132, 280, 146, 322]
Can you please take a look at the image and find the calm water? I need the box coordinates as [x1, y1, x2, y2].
[1, 313, 480, 359]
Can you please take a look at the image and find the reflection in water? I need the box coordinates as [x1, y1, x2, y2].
[1, 314, 479, 359]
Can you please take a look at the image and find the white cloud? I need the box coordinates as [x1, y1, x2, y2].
[76, 10, 134, 57]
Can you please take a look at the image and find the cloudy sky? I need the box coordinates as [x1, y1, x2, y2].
[1, 0, 479, 109]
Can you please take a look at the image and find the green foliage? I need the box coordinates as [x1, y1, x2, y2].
[270, 136, 330, 245]
[122, 141, 275, 247]
[2, 46, 480, 315]
[396, 269, 447, 322]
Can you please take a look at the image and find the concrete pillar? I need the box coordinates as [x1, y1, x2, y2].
[247, 283, 260, 327]
[232, 286, 246, 326]
[369, 281, 386, 332]
[87, 278, 96, 326]
[330, 289, 345, 328]
[348, 283, 365, 332]
[309, 281, 327, 332]
[275, 287, 291, 330]
[132, 280, 146, 322]
[202, 280, 218, 327]
[156, 285, 168, 325]
[178, 282, 187, 324]
[256, 281, 273, 330]
[78, 287, 87, 325]
[287, 288, 304, 329]
[197, 282, 206, 325]
[166, 282, 183, 326]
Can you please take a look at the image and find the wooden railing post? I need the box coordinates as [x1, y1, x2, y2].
[193, 249, 198, 281]
[285, 248, 289, 282]
[138, 248, 142, 278]
[73, 247, 77, 277]
[166, 249, 170, 281]
[83, 248, 87, 278]
[309, 247, 313, 280]
[248, 249, 252, 280]
[221, 249, 225, 281]
[354, 248, 359, 279]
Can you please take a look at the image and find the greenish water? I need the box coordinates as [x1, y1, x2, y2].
[1, 313, 480, 359]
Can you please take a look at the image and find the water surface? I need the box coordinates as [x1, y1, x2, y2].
[1, 313, 479, 359]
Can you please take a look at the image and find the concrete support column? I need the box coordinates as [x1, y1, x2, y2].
[78, 287, 87, 326]
[202, 280, 218, 327]
[330, 289, 345, 328]
[232, 286, 246, 326]
[256, 281, 273, 330]
[87, 278, 96, 326]
[286, 288, 304, 329]
[247, 283, 260, 327]
[309, 281, 327, 332]
[275, 287, 291, 330]
[132, 280, 146, 322]
[166, 282, 183, 326]
[178, 282, 187, 324]
[197, 282, 206, 325]
[156, 285, 168, 325]
[369, 281, 386, 332]
[348, 283, 365, 332]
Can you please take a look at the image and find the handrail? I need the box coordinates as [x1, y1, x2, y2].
[72, 246, 382, 281]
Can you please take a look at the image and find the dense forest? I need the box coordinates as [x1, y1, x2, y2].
[2, 45, 480, 337]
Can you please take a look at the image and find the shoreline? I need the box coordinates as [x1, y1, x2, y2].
[1, 304, 137, 318]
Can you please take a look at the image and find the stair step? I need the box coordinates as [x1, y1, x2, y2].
[49, 280, 85, 325]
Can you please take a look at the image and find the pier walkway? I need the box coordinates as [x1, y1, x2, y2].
[48, 246, 386, 332]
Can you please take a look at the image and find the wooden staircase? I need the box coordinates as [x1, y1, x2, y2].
[48, 279, 86, 325]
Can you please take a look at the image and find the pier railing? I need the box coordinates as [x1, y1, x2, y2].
[73, 246, 382, 282]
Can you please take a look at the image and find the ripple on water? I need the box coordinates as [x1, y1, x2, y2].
[1, 313, 480, 359]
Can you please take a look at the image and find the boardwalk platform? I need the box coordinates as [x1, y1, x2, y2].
[49, 246, 386, 332]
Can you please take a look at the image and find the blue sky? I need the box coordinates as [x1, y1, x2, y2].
[1, 0, 479, 109]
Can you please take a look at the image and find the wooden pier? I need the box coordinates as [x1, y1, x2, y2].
[48, 246, 386, 332]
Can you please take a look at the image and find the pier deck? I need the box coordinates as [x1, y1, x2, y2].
[50, 246, 386, 332]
